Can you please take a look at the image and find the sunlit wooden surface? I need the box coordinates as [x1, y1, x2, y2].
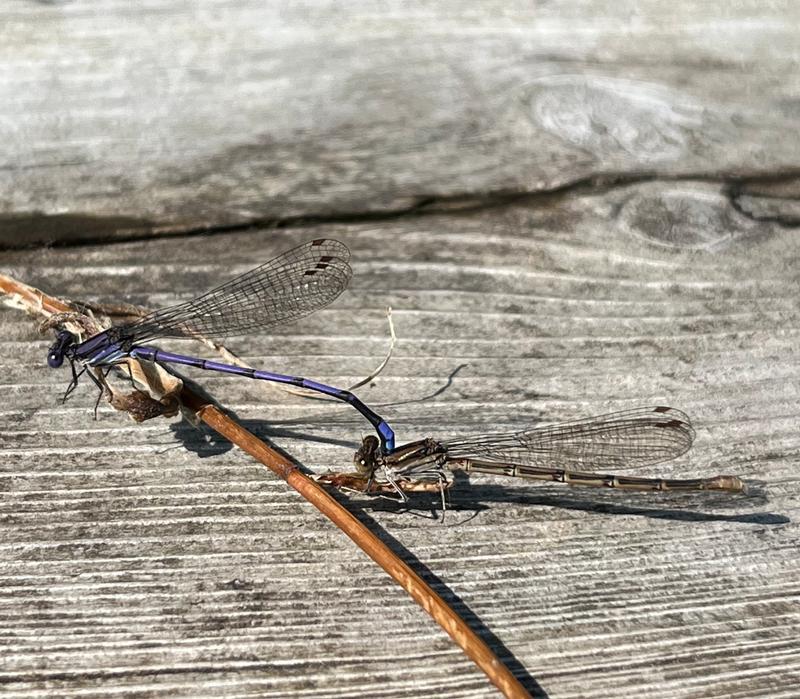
[1, 2, 799, 698]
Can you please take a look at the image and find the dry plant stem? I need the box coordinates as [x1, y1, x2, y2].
[182, 392, 531, 699]
[0, 272, 531, 699]
[0, 273, 73, 315]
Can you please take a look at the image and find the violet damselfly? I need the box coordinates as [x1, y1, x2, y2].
[340, 407, 745, 508]
[46, 238, 396, 452]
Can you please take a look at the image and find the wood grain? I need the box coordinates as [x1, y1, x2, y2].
[2, 182, 798, 697]
[2, 1, 800, 245]
[2, 2, 799, 696]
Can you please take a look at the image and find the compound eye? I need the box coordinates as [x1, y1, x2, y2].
[47, 352, 64, 368]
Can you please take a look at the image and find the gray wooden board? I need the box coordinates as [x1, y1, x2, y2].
[1, 185, 799, 697]
[2, 1, 800, 246]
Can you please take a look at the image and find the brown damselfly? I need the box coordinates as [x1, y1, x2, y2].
[319, 407, 746, 510]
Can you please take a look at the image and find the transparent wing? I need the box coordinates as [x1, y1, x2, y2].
[442, 406, 695, 470]
[109, 239, 351, 345]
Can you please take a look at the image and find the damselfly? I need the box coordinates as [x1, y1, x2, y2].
[45, 239, 396, 451]
[330, 407, 746, 509]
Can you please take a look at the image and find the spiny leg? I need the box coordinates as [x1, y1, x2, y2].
[380, 467, 409, 504]
[437, 472, 448, 522]
[62, 361, 87, 403]
[85, 366, 112, 419]
[126, 365, 137, 390]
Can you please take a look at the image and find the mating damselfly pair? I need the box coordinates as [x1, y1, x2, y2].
[44, 239, 746, 502]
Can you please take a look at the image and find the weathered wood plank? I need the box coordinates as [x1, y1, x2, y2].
[1, 182, 798, 697]
[2, 1, 800, 245]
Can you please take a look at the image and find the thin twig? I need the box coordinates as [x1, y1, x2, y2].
[284, 306, 397, 397]
[0, 272, 532, 699]
[183, 394, 530, 697]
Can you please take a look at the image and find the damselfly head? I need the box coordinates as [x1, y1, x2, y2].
[354, 435, 381, 476]
[47, 330, 76, 368]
